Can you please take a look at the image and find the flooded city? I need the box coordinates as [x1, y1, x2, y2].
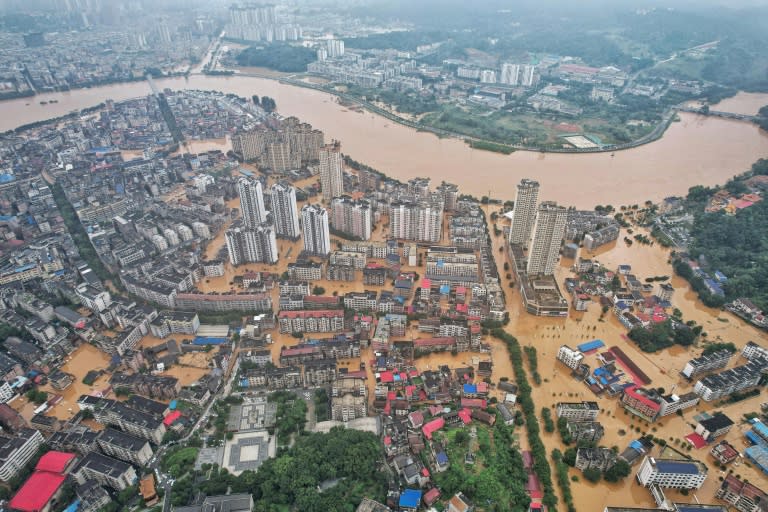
[2, 57, 768, 512]
[2, 77, 767, 208]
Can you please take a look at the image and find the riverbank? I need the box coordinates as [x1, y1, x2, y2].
[1, 75, 767, 209]
[267, 72, 683, 155]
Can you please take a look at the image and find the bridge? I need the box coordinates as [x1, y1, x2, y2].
[678, 106, 757, 122]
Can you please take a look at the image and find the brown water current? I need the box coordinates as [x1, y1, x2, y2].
[2, 78, 767, 208]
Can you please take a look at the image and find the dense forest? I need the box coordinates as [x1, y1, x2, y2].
[684, 159, 768, 311]
[236, 44, 316, 72]
[170, 428, 386, 511]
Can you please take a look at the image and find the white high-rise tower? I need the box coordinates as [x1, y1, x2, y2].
[319, 144, 344, 201]
[301, 204, 331, 256]
[526, 201, 567, 276]
[508, 179, 540, 246]
[270, 181, 300, 239]
[238, 177, 268, 228]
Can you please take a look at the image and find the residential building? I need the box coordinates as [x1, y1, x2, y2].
[225, 224, 279, 265]
[636, 456, 708, 489]
[742, 341, 768, 361]
[270, 181, 301, 239]
[331, 251, 367, 269]
[174, 292, 272, 312]
[695, 413, 734, 441]
[715, 474, 768, 512]
[319, 143, 344, 200]
[556, 401, 599, 421]
[278, 310, 345, 333]
[694, 357, 768, 401]
[287, 261, 323, 281]
[331, 377, 367, 422]
[583, 224, 620, 251]
[331, 196, 372, 240]
[0, 429, 45, 482]
[567, 421, 605, 443]
[508, 179, 539, 246]
[710, 440, 739, 465]
[48, 425, 100, 455]
[556, 345, 584, 370]
[620, 386, 700, 422]
[527, 201, 567, 276]
[575, 447, 617, 471]
[174, 494, 254, 512]
[238, 177, 268, 228]
[301, 204, 331, 256]
[657, 283, 675, 302]
[72, 452, 137, 491]
[96, 428, 153, 466]
[77, 396, 166, 444]
[682, 350, 733, 379]
[109, 372, 180, 400]
[390, 200, 443, 243]
[77, 480, 111, 512]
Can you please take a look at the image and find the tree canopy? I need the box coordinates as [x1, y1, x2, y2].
[236, 44, 316, 72]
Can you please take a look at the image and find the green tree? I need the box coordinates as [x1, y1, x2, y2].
[583, 467, 602, 482]
[604, 459, 631, 482]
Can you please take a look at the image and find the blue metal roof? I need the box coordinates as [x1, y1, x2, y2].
[436, 451, 449, 465]
[752, 421, 768, 441]
[654, 460, 699, 475]
[578, 339, 605, 352]
[463, 384, 477, 394]
[399, 489, 422, 508]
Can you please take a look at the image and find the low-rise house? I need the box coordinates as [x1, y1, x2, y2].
[575, 447, 617, 471]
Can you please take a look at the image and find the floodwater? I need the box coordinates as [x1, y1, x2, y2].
[2, 76, 767, 208]
[493, 207, 768, 509]
[712, 91, 768, 116]
[37, 344, 112, 421]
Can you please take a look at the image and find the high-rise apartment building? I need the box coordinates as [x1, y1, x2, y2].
[331, 196, 372, 241]
[508, 179, 540, 246]
[390, 200, 443, 243]
[527, 201, 567, 275]
[302, 204, 331, 256]
[237, 177, 268, 228]
[270, 181, 300, 239]
[500, 63, 520, 85]
[520, 65, 536, 87]
[319, 143, 344, 200]
[225, 225, 279, 265]
[327, 39, 345, 58]
[265, 142, 297, 172]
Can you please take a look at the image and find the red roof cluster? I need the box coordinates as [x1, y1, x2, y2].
[9, 451, 75, 512]
[164, 410, 182, 426]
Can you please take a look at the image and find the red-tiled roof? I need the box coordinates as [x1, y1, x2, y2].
[35, 451, 75, 473]
[9, 472, 66, 512]
[623, 386, 660, 411]
[163, 410, 182, 426]
[422, 417, 445, 439]
[278, 309, 343, 319]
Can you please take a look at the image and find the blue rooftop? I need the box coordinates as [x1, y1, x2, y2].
[463, 384, 477, 394]
[654, 460, 699, 475]
[63, 499, 80, 512]
[436, 451, 449, 465]
[399, 489, 422, 508]
[193, 336, 227, 345]
[578, 339, 605, 352]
